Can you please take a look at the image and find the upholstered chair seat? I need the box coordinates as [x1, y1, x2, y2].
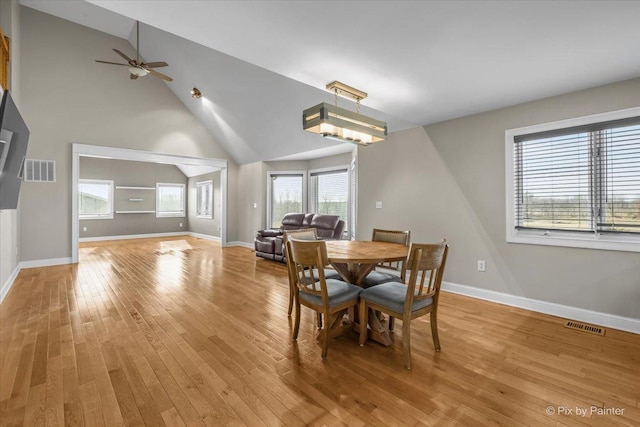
[288, 238, 361, 358]
[359, 240, 449, 369]
[361, 228, 411, 288]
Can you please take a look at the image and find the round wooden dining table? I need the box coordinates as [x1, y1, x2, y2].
[325, 240, 409, 285]
[325, 240, 409, 346]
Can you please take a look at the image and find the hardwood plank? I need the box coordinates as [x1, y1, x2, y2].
[0, 236, 638, 426]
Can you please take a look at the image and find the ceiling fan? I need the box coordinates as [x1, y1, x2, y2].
[95, 20, 173, 82]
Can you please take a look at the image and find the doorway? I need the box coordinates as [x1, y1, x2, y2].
[71, 143, 228, 263]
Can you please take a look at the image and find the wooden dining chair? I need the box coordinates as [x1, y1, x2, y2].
[287, 238, 362, 358]
[360, 228, 411, 288]
[359, 240, 448, 369]
[283, 228, 341, 317]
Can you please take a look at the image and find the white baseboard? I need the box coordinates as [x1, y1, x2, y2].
[227, 241, 254, 250]
[20, 257, 73, 269]
[0, 264, 21, 304]
[188, 232, 221, 242]
[79, 232, 189, 242]
[442, 281, 640, 335]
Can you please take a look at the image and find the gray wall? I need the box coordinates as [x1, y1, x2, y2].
[234, 152, 353, 242]
[19, 8, 238, 261]
[236, 162, 266, 243]
[187, 171, 222, 237]
[79, 157, 188, 238]
[359, 77, 640, 319]
[308, 152, 351, 170]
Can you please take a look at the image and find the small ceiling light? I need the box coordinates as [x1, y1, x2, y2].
[128, 66, 149, 77]
[191, 87, 202, 98]
[303, 81, 387, 146]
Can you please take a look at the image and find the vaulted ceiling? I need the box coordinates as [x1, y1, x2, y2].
[20, 0, 640, 165]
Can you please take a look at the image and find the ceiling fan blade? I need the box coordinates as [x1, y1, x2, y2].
[130, 73, 139, 80]
[143, 62, 168, 68]
[113, 48, 133, 63]
[148, 69, 173, 82]
[95, 60, 129, 66]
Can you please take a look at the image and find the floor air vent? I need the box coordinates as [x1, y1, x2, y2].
[564, 320, 605, 336]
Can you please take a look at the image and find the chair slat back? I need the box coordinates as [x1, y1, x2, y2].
[283, 228, 318, 243]
[284, 229, 319, 292]
[372, 228, 411, 271]
[287, 238, 329, 300]
[405, 240, 449, 308]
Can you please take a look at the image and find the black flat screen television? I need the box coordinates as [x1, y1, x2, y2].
[0, 90, 30, 210]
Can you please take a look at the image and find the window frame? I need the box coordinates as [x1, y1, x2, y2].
[78, 179, 114, 220]
[266, 171, 307, 229]
[196, 180, 213, 219]
[308, 165, 350, 238]
[156, 182, 186, 218]
[505, 106, 640, 253]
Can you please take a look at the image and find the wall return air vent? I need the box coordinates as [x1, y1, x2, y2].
[24, 159, 56, 182]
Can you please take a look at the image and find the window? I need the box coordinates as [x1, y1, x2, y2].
[156, 183, 185, 217]
[196, 180, 213, 218]
[506, 108, 640, 252]
[309, 166, 349, 237]
[79, 179, 113, 219]
[267, 172, 305, 228]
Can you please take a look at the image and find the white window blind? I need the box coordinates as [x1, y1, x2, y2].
[309, 168, 349, 235]
[514, 116, 640, 236]
[269, 173, 304, 228]
[350, 154, 357, 240]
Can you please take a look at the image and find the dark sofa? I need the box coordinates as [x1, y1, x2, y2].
[254, 213, 345, 262]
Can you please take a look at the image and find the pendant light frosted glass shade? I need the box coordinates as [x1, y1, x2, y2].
[303, 102, 387, 146]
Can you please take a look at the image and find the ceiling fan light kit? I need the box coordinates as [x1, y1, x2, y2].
[303, 81, 387, 146]
[95, 20, 173, 82]
[129, 66, 149, 77]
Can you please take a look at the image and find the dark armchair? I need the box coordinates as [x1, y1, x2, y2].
[254, 213, 345, 262]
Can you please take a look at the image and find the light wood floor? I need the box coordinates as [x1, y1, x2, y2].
[1, 236, 638, 426]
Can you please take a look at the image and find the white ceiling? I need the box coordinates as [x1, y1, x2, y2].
[20, 1, 640, 165]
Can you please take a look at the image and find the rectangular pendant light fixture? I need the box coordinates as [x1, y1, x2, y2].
[302, 81, 387, 146]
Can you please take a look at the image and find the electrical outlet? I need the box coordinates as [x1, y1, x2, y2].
[477, 260, 486, 272]
[179, 222, 183, 227]
[83, 227, 87, 232]
[376, 201, 383, 209]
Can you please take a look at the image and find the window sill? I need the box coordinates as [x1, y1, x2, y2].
[79, 215, 113, 220]
[507, 230, 640, 253]
[156, 213, 185, 218]
[196, 215, 213, 219]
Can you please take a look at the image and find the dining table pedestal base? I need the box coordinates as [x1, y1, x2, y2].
[353, 308, 393, 346]
[325, 241, 409, 348]
[315, 310, 354, 342]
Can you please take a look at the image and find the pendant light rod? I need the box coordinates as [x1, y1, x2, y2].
[326, 81, 367, 102]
